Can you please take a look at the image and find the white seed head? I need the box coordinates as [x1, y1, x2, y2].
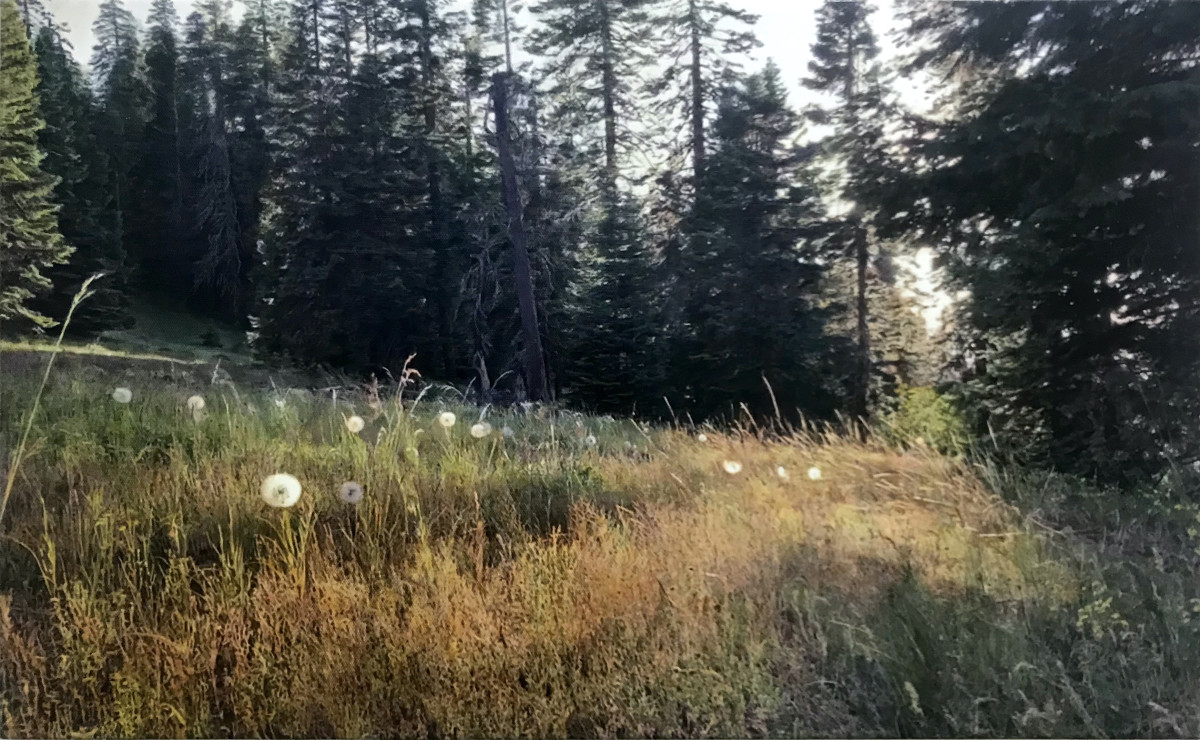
[274, 397, 287, 409]
[776, 466, 789, 480]
[437, 411, 457, 428]
[501, 425, 515, 439]
[339, 481, 364, 505]
[807, 466, 823, 481]
[260, 473, 302, 508]
[112, 387, 133, 404]
[722, 460, 742, 475]
[470, 422, 492, 438]
[186, 395, 205, 412]
[345, 415, 365, 433]
[584, 434, 597, 447]
[697, 433, 708, 443]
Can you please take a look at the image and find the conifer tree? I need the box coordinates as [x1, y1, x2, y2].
[90, 0, 146, 287]
[802, 0, 889, 419]
[887, 0, 1200, 480]
[647, 0, 758, 180]
[29, 23, 129, 332]
[0, 0, 70, 324]
[530, 0, 652, 179]
[680, 63, 835, 420]
[133, 0, 189, 294]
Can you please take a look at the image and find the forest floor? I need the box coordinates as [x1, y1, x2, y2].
[1, 343, 1199, 737]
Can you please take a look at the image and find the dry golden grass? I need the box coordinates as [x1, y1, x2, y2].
[1, 365, 1198, 738]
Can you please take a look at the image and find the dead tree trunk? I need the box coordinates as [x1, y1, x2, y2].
[490, 73, 549, 402]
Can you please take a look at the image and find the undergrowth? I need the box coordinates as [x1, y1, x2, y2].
[1, 364, 1198, 737]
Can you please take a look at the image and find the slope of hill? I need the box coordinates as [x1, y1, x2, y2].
[1, 352, 1198, 738]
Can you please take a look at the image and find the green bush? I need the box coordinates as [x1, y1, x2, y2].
[880, 384, 969, 455]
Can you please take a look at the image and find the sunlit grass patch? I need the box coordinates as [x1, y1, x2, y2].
[1, 363, 1198, 737]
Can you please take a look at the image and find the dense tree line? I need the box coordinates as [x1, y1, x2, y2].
[3, 0, 1199, 484]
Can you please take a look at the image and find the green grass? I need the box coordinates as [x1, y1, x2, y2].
[100, 297, 252, 363]
[1, 356, 1199, 738]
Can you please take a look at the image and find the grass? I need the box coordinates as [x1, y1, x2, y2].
[1, 357, 1199, 737]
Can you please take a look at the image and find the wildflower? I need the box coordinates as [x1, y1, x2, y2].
[112, 387, 132, 404]
[584, 434, 597, 447]
[261, 473, 302, 508]
[470, 421, 492, 438]
[437, 411, 456, 429]
[345, 415, 365, 434]
[186, 395, 205, 412]
[722, 460, 742, 475]
[339, 481, 364, 505]
[777, 466, 789, 480]
[501, 425, 515, 439]
[697, 433, 708, 443]
[274, 397, 286, 409]
[807, 466, 822, 481]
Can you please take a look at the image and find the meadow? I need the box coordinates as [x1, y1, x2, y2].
[1, 349, 1199, 738]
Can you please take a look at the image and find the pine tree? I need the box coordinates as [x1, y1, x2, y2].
[647, 0, 758, 180]
[0, 0, 70, 324]
[888, 0, 1200, 481]
[133, 0, 189, 294]
[802, 0, 891, 420]
[255, 0, 441, 371]
[530, 0, 653, 179]
[679, 63, 835, 420]
[179, 0, 266, 322]
[90, 0, 145, 275]
[29, 23, 129, 332]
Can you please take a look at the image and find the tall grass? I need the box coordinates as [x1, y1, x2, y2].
[1, 362, 1198, 737]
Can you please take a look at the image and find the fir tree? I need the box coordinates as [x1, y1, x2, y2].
[0, 0, 70, 324]
[133, 0, 189, 294]
[530, 0, 653, 179]
[90, 0, 146, 273]
[646, 0, 758, 179]
[679, 63, 836, 420]
[802, 0, 891, 420]
[888, 0, 1200, 480]
[29, 23, 129, 332]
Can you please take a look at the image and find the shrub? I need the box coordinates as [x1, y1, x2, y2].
[880, 384, 969, 455]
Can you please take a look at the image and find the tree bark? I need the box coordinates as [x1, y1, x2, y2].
[491, 72, 549, 402]
[688, 0, 705, 177]
[854, 218, 870, 419]
[418, 1, 453, 377]
[598, 0, 618, 175]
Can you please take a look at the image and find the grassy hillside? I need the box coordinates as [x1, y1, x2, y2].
[1, 353, 1199, 737]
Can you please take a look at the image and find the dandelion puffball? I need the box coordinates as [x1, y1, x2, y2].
[339, 481, 364, 505]
[112, 387, 133, 404]
[186, 395, 205, 412]
[584, 434, 597, 447]
[261, 473, 302, 508]
[501, 425, 515, 439]
[697, 433, 708, 443]
[777, 466, 790, 480]
[437, 411, 457, 428]
[807, 466, 822, 481]
[274, 397, 287, 409]
[345, 415, 365, 433]
[470, 422, 492, 439]
[722, 460, 743, 475]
